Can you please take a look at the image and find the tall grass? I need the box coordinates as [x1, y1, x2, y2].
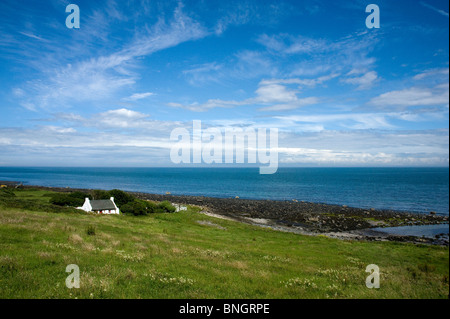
[0, 188, 448, 299]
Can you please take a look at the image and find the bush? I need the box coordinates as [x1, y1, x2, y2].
[90, 189, 135, 207]
[108, 189, 135, 207]
[69, 191, 92, 200]
[143, 201, 158, 214]
[49, 194, 84, 207]
[121, 200, 148, 216]
[120, 199, 168, 216]
[0, 188, 16, 198]
[90, 190, 110, 200]
[157, 201, 176, 213]
[86, 225, 96, 236]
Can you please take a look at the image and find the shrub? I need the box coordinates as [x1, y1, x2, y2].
[157, 201, 176, 213]
[108, 189, 135, 207]
[121, 199, 164, 216]
[143, 201, 158, 214]
[49, 192, 92, 207]
[69, 191, 92, 200]
[49, 194, 84, 207]
[90, 189, 135, 206]
[90, 190, 110, 200]
[121, 200, 148, 216]
[0, 188, 16, 198]
[153, 208, 167, 214]
[86, 225, 96, 236]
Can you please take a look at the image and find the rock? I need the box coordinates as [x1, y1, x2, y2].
[342, 205, 348, 208]
[430, 211, 436, 215]
[235, 196, 240, 199]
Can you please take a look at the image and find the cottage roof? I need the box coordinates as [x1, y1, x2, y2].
[90, 199, 116, 211]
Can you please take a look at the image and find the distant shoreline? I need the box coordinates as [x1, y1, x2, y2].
[2, 166, 448, 215]
[16, 184, 449, 246]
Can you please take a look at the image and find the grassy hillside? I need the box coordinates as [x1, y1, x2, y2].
[0, 188, 448, 299]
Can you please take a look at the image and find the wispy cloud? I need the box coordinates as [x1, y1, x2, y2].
[215, 2, 254, 35]
[275, 113, 395, 130]
[258, 31, 379, 78]
[1, 120, 447, 167]
[168, 79, 320, 112]
[260, 73, 340, 88]
[0, 0, 448, 167]
[123, 92, 155, 101]
[420, 2, 449, 17]
[18, 32, 49, 42]
[13, 3, 209, 110]
[413, 67, 449, 80]
[369, 85, 449, 109]
[341, 71, 378, 90]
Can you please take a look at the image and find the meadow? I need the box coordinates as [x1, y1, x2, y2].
[0, 188, 448, 299]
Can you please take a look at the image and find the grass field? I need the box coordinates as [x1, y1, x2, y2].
[0, 188, 448, 299]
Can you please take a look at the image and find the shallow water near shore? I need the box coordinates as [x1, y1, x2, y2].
[0, 167, 448, 215]
[371, 224, 449, 238]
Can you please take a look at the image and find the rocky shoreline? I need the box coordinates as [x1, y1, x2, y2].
[131, 192, 449, 246]
[23, 185, 450, 246]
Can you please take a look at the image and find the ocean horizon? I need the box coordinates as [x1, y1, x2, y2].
[1, 166, 448, 215]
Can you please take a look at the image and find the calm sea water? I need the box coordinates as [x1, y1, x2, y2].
[0, 167, 448, 215]
[371, 224, 449, 238]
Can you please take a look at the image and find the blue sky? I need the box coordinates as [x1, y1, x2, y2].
[0, 0, 448, 167]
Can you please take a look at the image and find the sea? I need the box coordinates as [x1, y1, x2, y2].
[0, 166, 448, 215]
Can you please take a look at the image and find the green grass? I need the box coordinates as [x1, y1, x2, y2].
[0, 188, 448, 299]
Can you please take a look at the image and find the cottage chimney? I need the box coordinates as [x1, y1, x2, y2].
[110, 197, 114, 202]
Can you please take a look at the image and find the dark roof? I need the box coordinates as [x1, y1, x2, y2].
[90, 199, 116, 211]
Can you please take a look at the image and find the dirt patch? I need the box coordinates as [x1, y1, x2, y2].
[196, 220, 227, 230]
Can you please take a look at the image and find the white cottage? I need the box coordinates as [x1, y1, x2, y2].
[78, 197, 120, 215]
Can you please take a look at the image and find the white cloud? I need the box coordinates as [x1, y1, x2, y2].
[168, 80, 320, 112]
[215, 4, 252, 35]
[257, 34, 328, 55]
[258, 97, 319, 112]
[167, 99, 244, 112]
[275, 128, 449, 166]
[182, 63, 224, 86]
[256, 32, 378, 81]
[181, 30, 375, 88]
[12, 88, 25, 97]
[97, 109, 150, 128]
[254, 84, 298, 103]
[275, 112, 395, 130]
[14, 4, 208, 110]
[413, 67, 449, 80]
[260, 73, 340, 88]
[342, 71, 378, 90]
[42, 126, 77, 134]
[369, 86, 449, 108]
[124, 92, 154, 101]
[1, 123, 447, 167]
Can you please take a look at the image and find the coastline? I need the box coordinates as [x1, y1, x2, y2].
[19, 184, 449, 246]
